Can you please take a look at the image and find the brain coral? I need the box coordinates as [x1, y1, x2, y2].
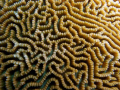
[0, 0, 120, 90]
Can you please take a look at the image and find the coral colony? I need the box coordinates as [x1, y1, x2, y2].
[0, 0, 120, 90]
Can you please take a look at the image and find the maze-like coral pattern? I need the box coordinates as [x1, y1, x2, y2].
[0, 0, 120, 90]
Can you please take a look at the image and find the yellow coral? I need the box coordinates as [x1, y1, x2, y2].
[0, 0, 120, 90]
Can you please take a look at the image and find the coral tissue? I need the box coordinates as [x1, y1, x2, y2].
[0, 0, 120, 90]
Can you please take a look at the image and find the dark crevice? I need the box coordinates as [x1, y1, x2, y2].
[1, 64, 14, 75]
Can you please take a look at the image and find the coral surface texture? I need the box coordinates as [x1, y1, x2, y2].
[0, 0, 120, 90]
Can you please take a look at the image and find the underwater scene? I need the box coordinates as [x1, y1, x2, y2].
[0, 0, 120, 90]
